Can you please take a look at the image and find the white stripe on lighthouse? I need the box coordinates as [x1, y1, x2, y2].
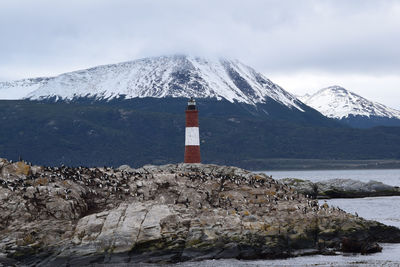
[185, 127, 200, 146]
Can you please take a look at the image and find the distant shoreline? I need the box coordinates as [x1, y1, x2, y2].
[241, 159, 400, 171]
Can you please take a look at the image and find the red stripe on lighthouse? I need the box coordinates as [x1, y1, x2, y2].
[184, 146, 201, 163]
[185, 110, 199, 127]
[184, 99, 201, 163]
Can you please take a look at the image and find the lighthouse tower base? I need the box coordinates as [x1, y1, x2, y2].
[184, 146, 201, 163]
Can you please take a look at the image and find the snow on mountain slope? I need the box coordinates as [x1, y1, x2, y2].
[301, 85, 400, 119]
[0, 77, 50, 100]
[0, 55, 304, 111]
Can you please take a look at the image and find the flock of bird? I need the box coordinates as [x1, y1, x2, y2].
[0, 163, 132, 199]
[0, 161, 345, 216]
[173, 168, 344, 215]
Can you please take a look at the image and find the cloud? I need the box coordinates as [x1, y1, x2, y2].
[0, 0, 399, 107]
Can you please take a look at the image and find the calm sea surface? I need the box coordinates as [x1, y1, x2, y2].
[171, 169, 400, 266]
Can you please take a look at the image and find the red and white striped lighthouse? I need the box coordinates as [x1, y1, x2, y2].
[184, 98, 201, 163]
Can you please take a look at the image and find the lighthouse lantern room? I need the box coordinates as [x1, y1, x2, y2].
[184, 98, 201, 163]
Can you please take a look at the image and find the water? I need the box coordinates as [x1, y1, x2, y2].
[326, 196, 400, 229]
[171, 245, 400, 266]
[174, 169, 400, 266]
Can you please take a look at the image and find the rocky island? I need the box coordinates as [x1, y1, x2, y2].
[1, 158, 400, 266]
[280, 178, 400, 199]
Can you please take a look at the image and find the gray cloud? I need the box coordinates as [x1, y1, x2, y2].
[0, 0, 399, 107]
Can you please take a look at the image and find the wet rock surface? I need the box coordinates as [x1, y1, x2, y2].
[1, 158, 400, 266]
[281, 178, 400, 199]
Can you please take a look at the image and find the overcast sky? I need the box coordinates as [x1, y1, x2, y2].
[1, 0, 399, 108]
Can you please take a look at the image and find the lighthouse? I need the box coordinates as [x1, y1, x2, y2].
[184, 98, 201, 163]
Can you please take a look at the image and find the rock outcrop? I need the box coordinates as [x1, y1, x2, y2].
[280, 178, 400, 199]
[1, 158, 400, 266]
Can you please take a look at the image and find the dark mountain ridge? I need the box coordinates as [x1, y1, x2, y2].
[1, 98, 400, 169]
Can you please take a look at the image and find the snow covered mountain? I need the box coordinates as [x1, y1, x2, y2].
[300, 86, 400, 128]
[0, 77, 50, 100]
[0, 55, 303, 111]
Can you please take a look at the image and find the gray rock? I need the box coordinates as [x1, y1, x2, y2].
[0, 158, 399, 265]
[281, 177, 400, 198]
[118, 164, 133, 172]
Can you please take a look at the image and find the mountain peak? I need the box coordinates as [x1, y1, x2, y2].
[324, 85, 344, 90]
[0, 55, 304, 111]
[302, 85, 400, 120]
